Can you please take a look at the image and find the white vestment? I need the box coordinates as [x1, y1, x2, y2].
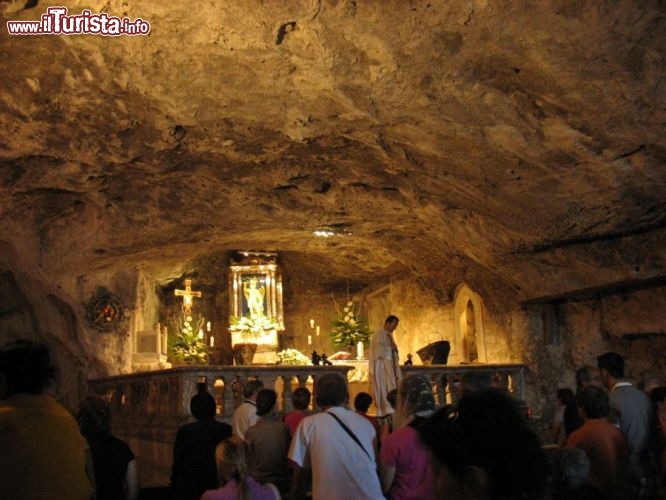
[369, 327, 402, 417]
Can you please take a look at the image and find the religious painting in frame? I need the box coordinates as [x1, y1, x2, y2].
[228, 251, 284, 347]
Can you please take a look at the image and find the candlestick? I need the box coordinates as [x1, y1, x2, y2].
[210, 336, 215, 347]
[206, 321, 211, 332]
[316, 325, 320, 336]
[356, 341, 364, 360]
[308, 335, 312, 345]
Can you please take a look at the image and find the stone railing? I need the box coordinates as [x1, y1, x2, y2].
[88, 362, 525, 488]
[402, 363, 526, 405]
[89, 364, 355, 421]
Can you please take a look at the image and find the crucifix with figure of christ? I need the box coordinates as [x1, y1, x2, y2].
[174, 279, 202, 315]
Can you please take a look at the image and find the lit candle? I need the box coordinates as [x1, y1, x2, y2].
[310, 319, 315, 328]
[357, 341, 364, 360]
[207, 321, 211, 332]
[210, 336, 215, 347]
[316, 325, 320, 336]
[162, 326, 168, 354]
[198, 329, 204, 339]
[308, 335, 312, 345]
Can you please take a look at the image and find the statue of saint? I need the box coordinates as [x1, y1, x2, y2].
[243, 277, 266, 317]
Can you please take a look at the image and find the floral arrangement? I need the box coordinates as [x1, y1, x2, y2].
[170, 315, 209, 364]
[229, 314, 280, 335]
[329, 300, 371, 348]
[276, 348, 310, 366]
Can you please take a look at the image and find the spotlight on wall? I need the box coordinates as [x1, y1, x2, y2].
[312, 224, 352, 238]
[313, 229, 335, 237]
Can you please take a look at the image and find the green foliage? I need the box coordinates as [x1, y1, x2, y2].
[169, 315, 209, 364]
[329, 300, 371, 347]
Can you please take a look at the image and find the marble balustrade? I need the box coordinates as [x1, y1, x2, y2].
[88, 362, 525, 488]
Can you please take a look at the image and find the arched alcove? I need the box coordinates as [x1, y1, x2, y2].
[453, 284, 487, 363]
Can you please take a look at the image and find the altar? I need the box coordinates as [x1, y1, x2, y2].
[104, 251, 528, 488]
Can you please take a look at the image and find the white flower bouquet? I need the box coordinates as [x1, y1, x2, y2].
[329, 300, 371, 348]
[276, 348, 311, 366]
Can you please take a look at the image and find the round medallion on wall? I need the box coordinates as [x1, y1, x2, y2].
[87, 294, 124, 331]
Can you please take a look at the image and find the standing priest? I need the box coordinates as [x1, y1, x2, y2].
[369, 315, 402, 418]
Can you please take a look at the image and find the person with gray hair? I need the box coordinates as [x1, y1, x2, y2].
[288, 373, 384, 500]
[553, 448, 603, 499]
[379, 374, 438, 499]
[232, 379, 264, 441]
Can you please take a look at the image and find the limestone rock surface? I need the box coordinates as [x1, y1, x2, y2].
[0, 0, 664, 306]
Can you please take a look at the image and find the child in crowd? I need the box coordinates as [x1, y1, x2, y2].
[354, 391, 381, 438]
[201, 438, 280, 500]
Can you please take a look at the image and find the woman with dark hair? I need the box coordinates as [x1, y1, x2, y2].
[171, 390, 232, 500]
[418, 388, 548, 499]
[283, 386, 311, 437]
[379, 374, 437, 499]
[245, 389, 291, 493]
[77, 396, 138, 500]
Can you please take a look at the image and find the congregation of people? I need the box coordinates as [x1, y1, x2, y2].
[2, 333, 666, 499]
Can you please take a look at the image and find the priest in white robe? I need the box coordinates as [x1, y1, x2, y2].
[369, 315, 402, 418]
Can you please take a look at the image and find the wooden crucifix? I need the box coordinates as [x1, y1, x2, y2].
[174, 279, 202, 315]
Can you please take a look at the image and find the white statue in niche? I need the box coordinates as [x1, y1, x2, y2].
[243, 277, 266, 317]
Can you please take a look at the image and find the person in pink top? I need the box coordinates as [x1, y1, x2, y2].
[200, 437, 280, 500]
[380, 374, 437, 500]
[566, 385, 631, 500]
[283, 387, 310, 437]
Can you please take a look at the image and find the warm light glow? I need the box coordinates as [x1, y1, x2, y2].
[174, 279, 202, 314]
[230, 329, 278, 348]
[313, 230, 335, 237]
[214, 378, 224, 388]
[310, 319, 315, 328]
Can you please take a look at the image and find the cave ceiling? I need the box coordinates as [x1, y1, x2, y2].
[0, 0, 664, 305]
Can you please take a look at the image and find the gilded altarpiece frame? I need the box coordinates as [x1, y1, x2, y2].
[229, 252, 284, 348]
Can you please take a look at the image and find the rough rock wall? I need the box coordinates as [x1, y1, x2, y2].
[0, 265, 96, 410]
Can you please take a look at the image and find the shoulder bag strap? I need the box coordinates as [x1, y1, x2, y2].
[327, 411, 373, 461]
